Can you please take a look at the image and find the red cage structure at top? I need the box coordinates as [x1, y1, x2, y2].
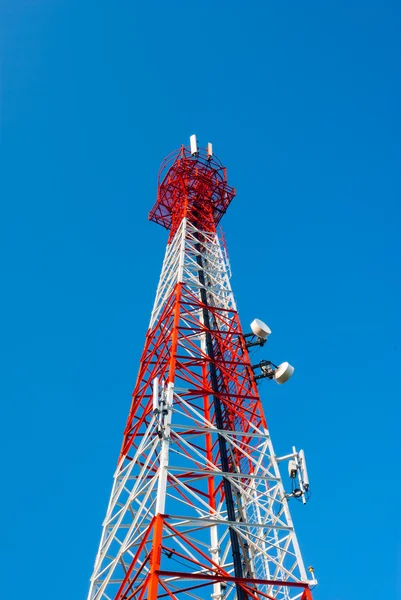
[87, 137, 316, 600]
[149, 144, 235, 236]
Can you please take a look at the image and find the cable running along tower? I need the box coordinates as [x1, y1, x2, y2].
[88, 137, 316, 600]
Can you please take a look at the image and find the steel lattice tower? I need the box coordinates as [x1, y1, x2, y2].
[88, 138, 316, 600]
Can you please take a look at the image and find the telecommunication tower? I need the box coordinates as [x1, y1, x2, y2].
[87, 137, 316, 600]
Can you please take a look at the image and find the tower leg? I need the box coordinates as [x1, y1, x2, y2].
[147, 514, 164, 600]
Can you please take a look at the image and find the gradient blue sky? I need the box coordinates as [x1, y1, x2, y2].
[1, 2, 400, 599]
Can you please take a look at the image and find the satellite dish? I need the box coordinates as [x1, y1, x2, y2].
[273, 362, 294, 384]
[250, 319, 271, 340]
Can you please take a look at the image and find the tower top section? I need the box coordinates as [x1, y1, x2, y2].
[149, 135, 236, 235]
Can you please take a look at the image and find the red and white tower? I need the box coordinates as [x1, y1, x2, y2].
[88, 137, 316, 600]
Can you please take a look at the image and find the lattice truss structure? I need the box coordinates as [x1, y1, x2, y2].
[87, 144, 315, 600]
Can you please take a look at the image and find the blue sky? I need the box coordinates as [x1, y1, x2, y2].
[1, 1, 400, 599]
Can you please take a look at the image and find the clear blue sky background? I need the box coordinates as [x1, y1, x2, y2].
[1, 2, 400, 599]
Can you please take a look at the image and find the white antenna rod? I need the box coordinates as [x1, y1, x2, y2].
[299, 449, 310, 490]
[190, 134, 198, 156]
[152, 377, 159, 413]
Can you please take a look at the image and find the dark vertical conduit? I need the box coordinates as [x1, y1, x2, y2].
[195, 241, 247, 600]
